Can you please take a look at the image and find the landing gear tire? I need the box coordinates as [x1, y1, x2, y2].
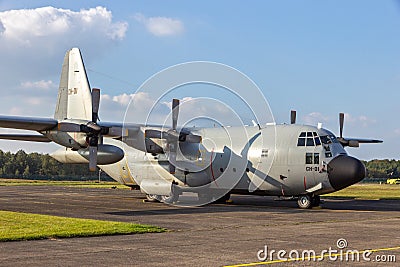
[159, 193, 179, 204]
[312, 195, 321, 207]
[146, 194, 160, 202]
[297, 194, 312, 209]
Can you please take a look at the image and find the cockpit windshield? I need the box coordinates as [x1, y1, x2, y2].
[320, 134, 338, 144]
[297, 131, 322, 147]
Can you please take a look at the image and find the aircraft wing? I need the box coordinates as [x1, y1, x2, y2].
[0, 115, 58, 131]
[0, 134, 51, 142]
[97, 121, 166, 131]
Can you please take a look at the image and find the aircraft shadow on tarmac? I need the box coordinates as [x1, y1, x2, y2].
[105, 196, 400, 217]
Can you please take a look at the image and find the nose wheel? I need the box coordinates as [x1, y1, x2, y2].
[297, 194, 320, 209]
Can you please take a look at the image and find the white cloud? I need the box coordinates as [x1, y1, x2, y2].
[20, 80, 55, 90]
[0, 6, 128, 83]
[99, 93, 242, 127]
[303, 112, 329, 125]
[0, 6, 129, 114]
[134, 13, 184, 37]
[25, 97, 43, 105]
[112, 93, 133, 106]
[344, 113, 376, 127]
[0, 6, 128, 46]
[0, 20, 5, 34]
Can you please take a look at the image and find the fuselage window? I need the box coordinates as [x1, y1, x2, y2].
[306, 152, 320, 164]
[314, 153, 320, 164]
[306, 153, 313, 164]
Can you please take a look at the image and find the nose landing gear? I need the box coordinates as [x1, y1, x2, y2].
[297, 194, 321, 209]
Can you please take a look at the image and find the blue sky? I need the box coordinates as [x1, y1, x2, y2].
[0, 1, 399, 160]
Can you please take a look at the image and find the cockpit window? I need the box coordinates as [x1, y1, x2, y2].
[297, 138, 305, 146]
[320, 134, 339, 144]
[297, 131, 322, 147]
[314, 137, 321, 146]
[320, 135, 331, 144]
[306, 137, 314, 146]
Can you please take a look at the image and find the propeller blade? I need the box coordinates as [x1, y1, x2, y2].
[92, 88, 101, 123]
[172, 99, 179, 130]
[339, 112, 344, 138]
[89, 145, 98, 172]
[290, 110, 296, 124]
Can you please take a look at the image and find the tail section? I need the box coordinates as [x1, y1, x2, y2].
[54, 48, 92, 121]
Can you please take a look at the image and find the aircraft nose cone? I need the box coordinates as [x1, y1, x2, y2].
[328, 155, 366, 191]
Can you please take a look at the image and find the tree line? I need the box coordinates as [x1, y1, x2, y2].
[0, 149, 109, 180]
[0, 149, 398, 180]
[362, 159, 400, 179]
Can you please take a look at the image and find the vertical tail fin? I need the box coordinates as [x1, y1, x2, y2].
[54, 48, 92, 121]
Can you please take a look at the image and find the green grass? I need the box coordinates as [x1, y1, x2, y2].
[323, 183, 400, 200]
[0, 210, 166, 242]
[0, 179, 129, 189]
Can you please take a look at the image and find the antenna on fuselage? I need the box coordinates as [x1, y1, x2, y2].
[290, 110, 296, 124]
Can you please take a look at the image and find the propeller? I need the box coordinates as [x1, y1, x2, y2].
[145, 99, 202, 174]
[87, 88, 101, 171]
[168, 99, 179, 174]
[290, 110, 296, 124]
[336, 112, 382, 147]
[57, 88, 122, 171]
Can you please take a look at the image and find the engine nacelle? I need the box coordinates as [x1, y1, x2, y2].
[51, 144, 124, 165]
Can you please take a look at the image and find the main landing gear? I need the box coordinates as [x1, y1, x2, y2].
[145, 193, 179, 204]
[297, 194, 320, 209]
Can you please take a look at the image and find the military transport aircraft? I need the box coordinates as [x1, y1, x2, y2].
[0, 48, 382, 208]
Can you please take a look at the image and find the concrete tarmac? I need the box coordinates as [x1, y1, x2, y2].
[0, 185, 399, 266]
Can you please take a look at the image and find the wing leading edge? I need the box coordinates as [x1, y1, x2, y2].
[0, 116, 58, 131]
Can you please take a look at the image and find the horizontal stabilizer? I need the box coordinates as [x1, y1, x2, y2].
[0, 116, 57, 131]
[0, 134, 51, 142]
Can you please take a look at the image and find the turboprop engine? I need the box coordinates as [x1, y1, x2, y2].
[51, 144, 124, 165]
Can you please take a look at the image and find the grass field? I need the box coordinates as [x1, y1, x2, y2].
[0, 210, 165, 242]
[323, 183, 400, 200]
[0, 179, 129, 189]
